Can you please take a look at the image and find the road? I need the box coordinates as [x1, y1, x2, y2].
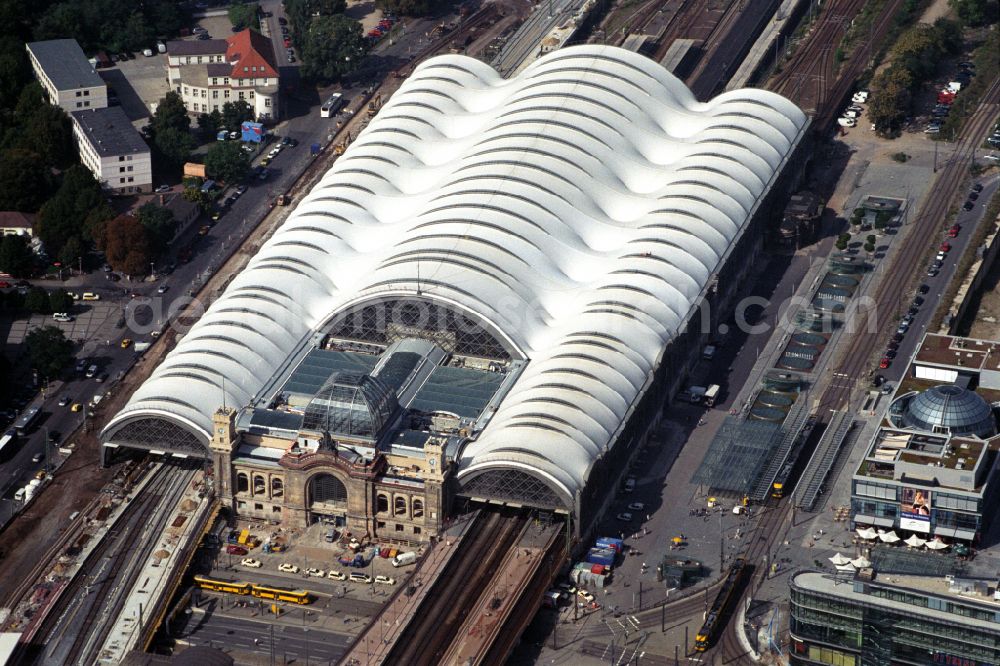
[176, 611, 352, 664]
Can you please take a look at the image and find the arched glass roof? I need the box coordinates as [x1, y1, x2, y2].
[903, 385, 996, 438]
[301, 371, 398, 441]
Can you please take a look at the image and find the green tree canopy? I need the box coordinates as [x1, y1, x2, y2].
[48, 289, 72, 313]
[867, 66, 913, 135]
[152, 91, 191, 136]
[948, 0, 999, 26]
[221, 100, 254, 131]
[58, 235, 84, 268]
[198, 110, 223, 141]
[229, 2, 260, 31]
[24, 286, 50, 313]
[153, 126, 196, 172]
[5, 83, 76, 168]
[25, 325, 73, 380]
[135, 202, 176, 248]
[300, 15, 368, 82]
[37, 165, 107, 259]
[34, 0, 186, 53]
[0, 149, 53, 211]
[0, 35, 32, 119]
[375, 0, 434, 17]
[205, 140, 251, 184]
[104, 214, 152, 276]
[0, 234, 34, 278]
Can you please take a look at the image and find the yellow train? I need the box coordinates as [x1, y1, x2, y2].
[695, 558, 747, 651]
[193, 575, 312, 605]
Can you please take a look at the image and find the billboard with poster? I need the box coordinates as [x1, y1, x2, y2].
[901, 487, 931, 521]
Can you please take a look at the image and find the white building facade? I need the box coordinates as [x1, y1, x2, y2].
[71, 107, 152, 195]
[26, 39, 108, 113]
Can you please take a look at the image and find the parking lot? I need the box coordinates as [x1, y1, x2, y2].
[99, 53, 170, 124]
[1, 299, 118, 351]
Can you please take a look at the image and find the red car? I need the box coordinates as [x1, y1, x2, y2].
[226, 545, 248, 555]
[879, 357, 891, 369]
[283, 37, 291, 47]
[0, 281, 10, 288]
[940, 241, 951, 252]
[948, 225, 961, 238]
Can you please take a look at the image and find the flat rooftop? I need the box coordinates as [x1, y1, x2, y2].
[913, 334, 1000, 371]
[27, 39, 103, 91]
[70, 107, 149, 158]
[793, 571, 1000, 632]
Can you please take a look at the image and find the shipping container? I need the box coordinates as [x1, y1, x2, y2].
[591, 564, 607, 575]
[586, 547, 616, 567]
[595, 537, 624, 553]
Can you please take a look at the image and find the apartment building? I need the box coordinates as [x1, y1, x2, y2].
[71, 107, 152, 195]
[26, 39, 108, 113]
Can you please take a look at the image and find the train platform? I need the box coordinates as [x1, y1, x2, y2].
[339, 512, 478, 664]
[726, 0, 805, 90]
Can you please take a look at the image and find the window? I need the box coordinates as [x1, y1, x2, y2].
[126, 155, 131, 161]
[127, 166, 133, 172]
[413, 526, 421, 535]
[197, 56, 203, 64]
[254, 503, 263, 511]
[83, 101, 89, 107]
[183, 86, 188, 95]
[224, 90, 231, 98]
[212, 77, 218, 85]
[854, 482, 896, 500]
[119, 178, 125, 183]
[75, 91, 81, 97]
[237, 500, 247, 510]
[237, 473, 249, 493]
[212, 90, 218, 99]
[253, 475, 266, 495]
[249, 90, 254, 99]
[127, 177, 133, 182]
[376, 521, 386, 529]
[264, 98, 271, 107]
[119, 156, 125, 161]
[76, 102, 82, 108]
[394, 496, 407, 516]
[243, 66, 248, 72]
[83, 90, 89, 96]
[272, 506, 281, 514]
[377, 494, 389, 513]
[120, 167, 125, 173]
[239, 91, 245, 100]
[395, 524, 404, 532]
[201, 89, 206, 98]
[412, 500, 424, 519]
[213, 105, 219, 111]
[271, 478, 283, 498]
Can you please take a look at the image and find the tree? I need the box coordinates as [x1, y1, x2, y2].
[221, 100, 254, 131]
[0, 34, 32, 120]
[183, 183, 214, 211]
[0, 148, 54, 211]
[375, 0, 434, 17]
[867, 66, 913, 135]
[864, 241, 875, 254]
[284, 0, 348, 37]
[0, 234, 34, 278]
[198, 109, 223, 141]
[152, 91, 191, 136]
[229, 2, 260, 31]
[59, 235, 84, 268]
[104, 215, 152, 276]
[135, 202, 176, 248]
[835, 233, 851, 251]
[37, 165, 107, 259]
[24, 286, 50, 313]
[300, 15, 368, 82]
[948, 0, 998, 27]
[48, 290, 72, 313]
[153, 126, 196, 172]
[866, 235, 877, 247]
[205, 141, 251, 184]
[25, 325, 73, 380]
[6, 83, 76, 168]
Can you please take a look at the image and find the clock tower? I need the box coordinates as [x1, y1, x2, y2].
[210, 406, 237, 511]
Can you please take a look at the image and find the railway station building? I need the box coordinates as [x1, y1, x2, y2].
[101, 46, 808, 542]
[850, 334, 1000, 545]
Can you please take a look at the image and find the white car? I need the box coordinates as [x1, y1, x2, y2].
[268, 146, 281, 157]
[852, 91, 869, 103]
[577, 589, 595, 602]
[278, 563, 299, 573]
[305, 567, 326, 578]
[349, 572, 372, 583]
[328, 570, 347, 581]
[616, 512, 633, 521]
[241, 557, 262, 568]
[142, 48, 154, 57]
[837, 117, 857, 128]
[374, 575, 396, 586]
[628, 502, 645, 511]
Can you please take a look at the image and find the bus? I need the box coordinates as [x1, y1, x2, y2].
[320, 92, 345, 118]
[193, 576, 312, 605]
[14, 394, 45, 436]
[0, 429, 17, 461]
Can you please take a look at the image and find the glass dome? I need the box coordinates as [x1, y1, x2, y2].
[902, 385, 996, 438]
[301, 371, 398, 440]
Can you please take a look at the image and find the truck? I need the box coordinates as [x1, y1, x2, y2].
[703, 384, 720, 407]
[391, 551, 417, 567]
[133, 341, 151, 352]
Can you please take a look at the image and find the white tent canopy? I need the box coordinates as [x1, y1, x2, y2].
[829, 553, 852, 566]
[835, 562, 856, 573]
[905, 534, 927, 548]
[926, 538, 950, 550]
[878, 530, 900, 544]
[856, 527, 878, 540]
[851, 555, 871, 569]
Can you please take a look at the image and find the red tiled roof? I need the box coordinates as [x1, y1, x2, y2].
[226, 29, 279, 79]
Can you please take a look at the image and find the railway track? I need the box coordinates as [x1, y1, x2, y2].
[21, 463, 196, 665]
[385, 508, 527, 665]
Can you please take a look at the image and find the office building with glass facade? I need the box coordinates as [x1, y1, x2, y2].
[851, 335, 1000, 544]
[790, 570, 1000, 666]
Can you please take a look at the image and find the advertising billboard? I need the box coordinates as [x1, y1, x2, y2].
[900, 486, 931, 532]
[241, 121, 264, 143]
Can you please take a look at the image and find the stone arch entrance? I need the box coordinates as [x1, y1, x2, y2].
[307, 473, 349, 527]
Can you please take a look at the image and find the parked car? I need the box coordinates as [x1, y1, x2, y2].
[948, 224, 961, 238]
[278, 563, 299, 573]
[616, 512, 633, 521]
[374, 575, 396, 586]
[852, 91, 869, 103]
[328, 570, 347, 580]
[628, 502, 645, 511]
[305, 568, 326, 577]
[226, 545, 248, 555]
[154, 184, 170, 193]
[241, 557, 262, 568]
[58, 395, 70, 406]
[963, 201, 974, 211]
[349, 572, 372, 583]
[879, 357, 891, 369]
[837, 117, 856, 128]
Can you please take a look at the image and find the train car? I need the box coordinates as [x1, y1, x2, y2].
[694, 558, 747, 652]
[771, 460, 795, 498]
[250, 583, 312, 605]
[193, 575, 252, 596]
